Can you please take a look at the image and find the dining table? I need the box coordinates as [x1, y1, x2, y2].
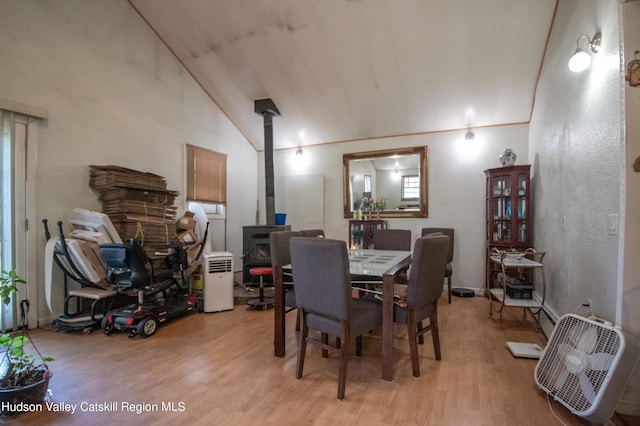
[273, 248, 412, 382]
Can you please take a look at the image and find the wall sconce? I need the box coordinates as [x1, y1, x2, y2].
[568, 32, 601, 72]
[464, 128, 475, 140]
[295, 147, 303, 156]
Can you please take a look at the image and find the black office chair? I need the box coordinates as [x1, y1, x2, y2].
[422, 227, 454, 303]
[290, 237, 382, 400]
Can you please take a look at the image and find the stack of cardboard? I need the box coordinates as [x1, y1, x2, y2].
[89, 165, 179, 249]
[175, 211, 202, 263]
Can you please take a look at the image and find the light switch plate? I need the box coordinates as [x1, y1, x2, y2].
[608, 213, 619, 235]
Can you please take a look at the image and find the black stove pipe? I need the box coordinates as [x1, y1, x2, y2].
[254, 98, 280, 225]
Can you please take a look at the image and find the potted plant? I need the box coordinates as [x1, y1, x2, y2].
[0, 269, 53, 415]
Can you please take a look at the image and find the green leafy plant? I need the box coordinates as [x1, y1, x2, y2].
[0, 335, 53, 389]
[0, 269, 25, 305]
[0, 269, 53, 390]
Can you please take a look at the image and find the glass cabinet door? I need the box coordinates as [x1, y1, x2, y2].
[516, 171, 528, 243]
[485, 165, 531, 248]
[490, 174, 512, 244]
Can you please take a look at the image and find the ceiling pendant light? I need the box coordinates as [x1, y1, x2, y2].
[464, 128, 475, 140]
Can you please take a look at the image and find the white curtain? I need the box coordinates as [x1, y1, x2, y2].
[0, 109, 35, 331]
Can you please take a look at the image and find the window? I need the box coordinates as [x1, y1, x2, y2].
[402, 175, 420, 200]
[364, 175, 371, 192]
[186, 144, 227, 204]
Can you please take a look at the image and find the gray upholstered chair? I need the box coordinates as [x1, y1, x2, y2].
[370, 229, 412, 284]
[373, 229, 412, 251]
[395, 233, 450, 377]
[300, 229, 325, 238]
[270, 231, 302, 328]
[421, 227, 454, 303]
[290, 237, 382, 400]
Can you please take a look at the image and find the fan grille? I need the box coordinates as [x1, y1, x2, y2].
[535, 314, 621, 414]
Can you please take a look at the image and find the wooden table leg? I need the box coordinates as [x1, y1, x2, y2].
[274, 265, 286, 358]
[381, 272, 394, 381]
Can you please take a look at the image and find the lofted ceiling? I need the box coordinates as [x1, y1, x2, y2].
[129, 0, 557, 151]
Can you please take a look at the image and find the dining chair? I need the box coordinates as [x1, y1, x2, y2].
[373, 229, 412, 251]
[270, 231, 302, 329]
[289, 237, 382, 400]
[370, 229, 413, 285]
[300, 229, 325, 238]
[421, 227, 455, 303]
[395, 233, 450, 377]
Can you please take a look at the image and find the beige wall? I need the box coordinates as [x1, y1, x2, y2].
[269, 124, 530, 290]
[0, 1, 258, 322]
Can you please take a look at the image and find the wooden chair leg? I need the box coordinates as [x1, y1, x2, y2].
[431, 307, 441, 361]
[337, 322, 350, 400]
[322, 333, 329, 358]
[447, 275, 452, 304]
[417, 320, 424, 345]
[296, 314, 308, 379]
[407, 309, 420, 377]
[295, 309, 300, 332]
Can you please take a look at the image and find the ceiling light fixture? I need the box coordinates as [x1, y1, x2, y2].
[568, 32, 601, 72]
[295, 147, 303, 156]
[464, 128, 475, 140]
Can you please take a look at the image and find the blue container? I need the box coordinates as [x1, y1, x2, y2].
[275, 213, 287, 225]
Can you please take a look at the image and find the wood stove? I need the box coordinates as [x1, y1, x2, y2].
[242, 225, 290, 284]
[243, 99, 288, 284]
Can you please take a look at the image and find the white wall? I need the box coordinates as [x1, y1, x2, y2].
[621, 1, 640, 416]
[529, 0, 622, 323]
[0, 0, 257, 322]
[268, 124, 529, 290]
[530, 0, 640, 414]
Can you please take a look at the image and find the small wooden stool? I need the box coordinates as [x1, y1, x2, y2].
[246, 267, 274, 310]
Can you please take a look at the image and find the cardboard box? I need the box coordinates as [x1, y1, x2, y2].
[176, 211, 196, 231]
[76, 239, 107, 281]
[176, 229, 197, 245]
[69, 229, 109, 245]
[64, 239, 102, 283]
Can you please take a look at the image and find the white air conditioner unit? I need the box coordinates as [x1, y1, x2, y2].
[535, 314, 640, 424]
[202, 252, 234, 313]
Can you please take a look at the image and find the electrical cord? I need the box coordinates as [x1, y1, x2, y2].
[547, 393, 568, 426]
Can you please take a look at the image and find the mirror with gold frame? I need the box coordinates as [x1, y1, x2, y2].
[343, 146, 428, 218]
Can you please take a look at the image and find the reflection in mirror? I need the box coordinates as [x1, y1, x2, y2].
[343, 146, 428, 218]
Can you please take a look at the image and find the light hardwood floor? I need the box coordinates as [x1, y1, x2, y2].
[2, 293, 636, 425]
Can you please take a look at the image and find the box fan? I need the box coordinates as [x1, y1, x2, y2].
[534, 314, 640, 424]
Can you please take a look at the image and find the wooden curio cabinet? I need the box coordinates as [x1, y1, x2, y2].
[348, 220, 386, 249]
[484, 165, 532, 287]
